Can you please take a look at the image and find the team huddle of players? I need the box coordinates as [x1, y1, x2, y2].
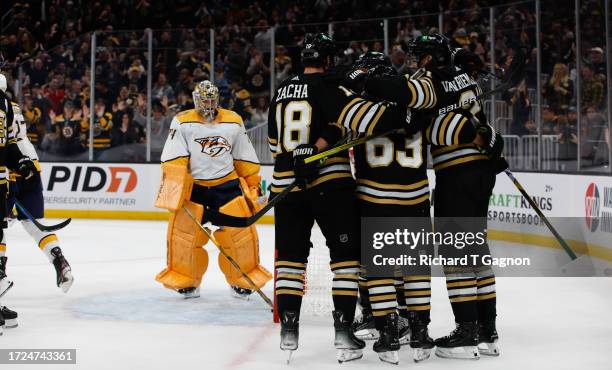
[153, 33, 504, 364]
[269, 33, 505, 364]
[0, 73, 74, 336]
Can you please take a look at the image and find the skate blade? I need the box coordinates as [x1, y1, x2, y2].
[435, 346, 480, 360]
[180, 288, 201, 299]
[412, 347, 432, 362]
[377, 350, 399, 365]
[230, 291, 251, 301]
[354, 328, 379, 341]
[3, 319, 18, 328]
[478, 342, 500, 356]
[60, 271, 74, 293]
[337, 349, 363, 363]
[0, 279, 14, 299]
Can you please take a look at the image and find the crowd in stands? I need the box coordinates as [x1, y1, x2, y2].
[0, 0, 609, 167]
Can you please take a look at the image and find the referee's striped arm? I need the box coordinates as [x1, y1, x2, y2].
[425, 111, 476, 146]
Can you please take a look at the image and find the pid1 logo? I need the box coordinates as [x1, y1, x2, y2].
[584, 183, 600, 232]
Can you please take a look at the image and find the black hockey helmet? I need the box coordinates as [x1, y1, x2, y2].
[353, 51, 391, 70]
[301, 33, 338, 68]
[407, 34, 452, 67]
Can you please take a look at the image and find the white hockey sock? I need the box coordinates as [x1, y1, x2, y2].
[21, 220, 60, 262]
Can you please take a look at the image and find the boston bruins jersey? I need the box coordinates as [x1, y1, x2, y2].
[161, 108, 260, 186]
[268, 72, 409, 194]
[81, 111, 113, 149]
[353, 127, 429, 209]
[364, 67, 488, 172]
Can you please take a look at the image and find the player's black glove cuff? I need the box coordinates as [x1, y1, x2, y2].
[477, 125, 504, 160]
[453, 49, 484, 76]
[17, 158, 37, 181]
[292, 144, 319, 190]
[343, 69, 367, 93]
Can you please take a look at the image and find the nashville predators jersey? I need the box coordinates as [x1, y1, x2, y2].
[11, 102, 40, 162]
[364, 67, 488, 172]
[161, 107, 260, 186]
[268, 72, 410, 194]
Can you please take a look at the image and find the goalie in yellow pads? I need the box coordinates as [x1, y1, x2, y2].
[155, 80, 271, 299]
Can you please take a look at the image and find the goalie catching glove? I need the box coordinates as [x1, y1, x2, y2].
[293, 144, 320, 189]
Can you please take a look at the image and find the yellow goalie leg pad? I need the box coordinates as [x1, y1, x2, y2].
[156, 201, 210, 290]
[214, 196, 272, 290]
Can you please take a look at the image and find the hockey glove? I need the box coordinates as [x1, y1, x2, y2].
[344, 68, 368, 93]
[453, 48, 484, 76]
[17, 158, 37, 180]
[476, 125, 504, 160]
[17, 158, 40, 191]
[293, 144, 319, 190]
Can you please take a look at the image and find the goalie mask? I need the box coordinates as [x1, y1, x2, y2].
[193, 80, 219, 120]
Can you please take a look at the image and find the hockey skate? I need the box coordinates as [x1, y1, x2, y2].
[51, 248, 73, 293]
[435, 321, 480, 360]
[398, 315, 410, 345]
[177, 287, 200, 299]
[478, 319, 500, 356]
[280, 310, 299, 364]
[352, 307, 379, 341]
[408, 312, 434, 362]
[333, 310, 365, 363]
[0, 257, 14, 299]
[1, 306, 18, 328]
[0, 310, 3, 336]
[373, 312, 400, 365]
[230, 285, 252, 300]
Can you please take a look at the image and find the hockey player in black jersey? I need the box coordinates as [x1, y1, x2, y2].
[346, 52, 434, 364]
[359, 34, 503, 360]
[269, 34, 417, 363]
[0, 82, 38, 331]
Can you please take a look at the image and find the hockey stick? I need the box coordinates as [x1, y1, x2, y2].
[14, 199, 72, 232]
[182, 206, 275, 309]
[204, 128, 403, 227]
[476, 48, 527, 101]
[504, 169, 577, 260]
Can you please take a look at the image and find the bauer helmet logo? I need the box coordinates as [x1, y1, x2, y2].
[195, 136, 232, 157]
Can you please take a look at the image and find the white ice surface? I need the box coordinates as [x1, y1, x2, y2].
[1, 219, 611, 370]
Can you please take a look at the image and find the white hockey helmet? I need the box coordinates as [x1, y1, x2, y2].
[0, 73, 7, 93]
[193, 80, 219, 120]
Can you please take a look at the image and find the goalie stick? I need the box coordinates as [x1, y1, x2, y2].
[182, 206, 275, 309]
[203, 128, 404, 227]
[14, 199, 72, 232]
